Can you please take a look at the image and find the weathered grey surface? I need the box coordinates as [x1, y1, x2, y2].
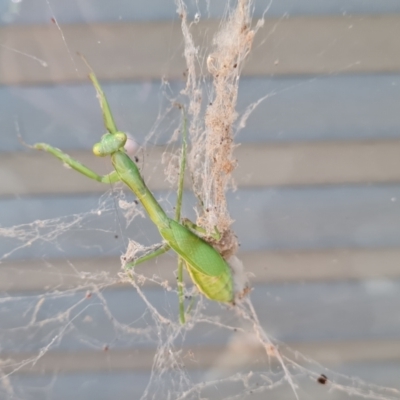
[1, 2, 400, 399]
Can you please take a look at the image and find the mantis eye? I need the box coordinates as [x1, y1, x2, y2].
[93, 142, 106, 157]
[115, 131, 127, 147]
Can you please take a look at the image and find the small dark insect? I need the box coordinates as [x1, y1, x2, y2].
[233, 63, 237, 68]
[317, 374, 328, 384]
[134, 200, 139, 205]
[134, 156, 139, 163]
[114, 234, 119, 239]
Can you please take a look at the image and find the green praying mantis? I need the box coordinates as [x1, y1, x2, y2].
[33, 70, 235, 324]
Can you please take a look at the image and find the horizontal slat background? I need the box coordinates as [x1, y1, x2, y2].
[1, 1, 400, 399]
[1, 16, 400, 85]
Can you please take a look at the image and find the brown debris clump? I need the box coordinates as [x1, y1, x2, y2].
[177, 0, 256, 257]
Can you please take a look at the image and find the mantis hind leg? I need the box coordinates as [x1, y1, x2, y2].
[175, 107, 189, 324]
[124, 243, 170, 270]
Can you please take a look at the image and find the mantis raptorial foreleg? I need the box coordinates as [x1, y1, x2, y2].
[33, 143, 121, 184]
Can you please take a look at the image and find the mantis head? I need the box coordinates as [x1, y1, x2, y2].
[93, 131, 127, 157]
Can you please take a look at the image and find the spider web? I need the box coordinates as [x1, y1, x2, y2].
[1, 0, 400, 399]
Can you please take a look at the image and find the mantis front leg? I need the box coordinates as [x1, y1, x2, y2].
[34, 143, 121, 184]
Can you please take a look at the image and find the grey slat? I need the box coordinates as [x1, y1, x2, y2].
[2, 279, 400, 351]
[2, 74, 400, 152]
[3, 0, 400, 26]
[2, 363, 399, 400]
[4, 140, 400, 197]
[1, 16, 400, 85]
[3, 340, 400, 373]
[3, 247, 400, 292]
[2, 185, 400, 260]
